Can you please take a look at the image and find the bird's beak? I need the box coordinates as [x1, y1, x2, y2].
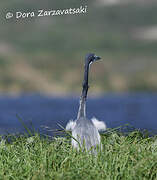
[94, 55, 101, 61]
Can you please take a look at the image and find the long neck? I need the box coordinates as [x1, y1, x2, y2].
[77, 60, 90, 119]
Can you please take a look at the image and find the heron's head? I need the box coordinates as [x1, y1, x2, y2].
[85, 53, 101, 65]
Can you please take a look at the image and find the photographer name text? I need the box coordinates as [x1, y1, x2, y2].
[6, 6, 88, 20]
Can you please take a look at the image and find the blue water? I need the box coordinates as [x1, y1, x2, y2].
[0, 94, 157, 135]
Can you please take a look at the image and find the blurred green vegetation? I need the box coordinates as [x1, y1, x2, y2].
[0, 0, 157, 94]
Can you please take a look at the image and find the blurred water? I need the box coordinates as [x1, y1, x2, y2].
[0, 94, 157, 136]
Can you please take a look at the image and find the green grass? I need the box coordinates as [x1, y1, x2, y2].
[0, 131, 157, 180]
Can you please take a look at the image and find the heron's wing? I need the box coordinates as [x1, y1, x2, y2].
[91, 117, 106, 131]
[66, 120, 76, 130]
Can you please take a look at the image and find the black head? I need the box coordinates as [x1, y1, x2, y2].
[85, 53, 101, 64]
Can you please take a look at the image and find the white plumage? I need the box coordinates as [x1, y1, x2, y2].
[66, 117, 106, 152]
[66, 117, 106, 131]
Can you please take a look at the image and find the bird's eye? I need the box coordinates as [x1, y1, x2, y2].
[93, 55, 101, 61]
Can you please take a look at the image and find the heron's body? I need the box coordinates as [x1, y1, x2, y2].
[72, 117, 101, 151]
[66, 53, 106, 153]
